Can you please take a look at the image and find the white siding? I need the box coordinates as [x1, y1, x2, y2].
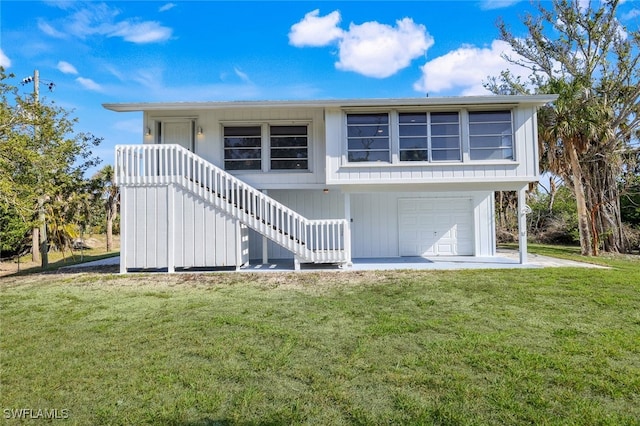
[143, 103, 541, 190]
[351, 193, 399, 257]
[124, 186, 169, 269]
[146, 107, 328, 190]
[349, 191, 494, 258]
[121, 184, 248, 270]
[325, 107, 540, 189]
[246, 189, 495, 260]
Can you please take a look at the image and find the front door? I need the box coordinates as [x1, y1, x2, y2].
[161, 121, 194, 152]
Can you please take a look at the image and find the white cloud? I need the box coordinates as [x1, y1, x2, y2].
[0, 48, 11, 68]
[289, 9, 344, 47]
[38, 19, 67, 39]
[76, 76, 103, 91]
[577, 0, 590, 11]
[57, 61, 78, 75]
[291, 11, 433, 79]
[110, 21, 172, 43]
[480, 0, 521, 10]
[159, 3, 176, 13]
[39, 3, 172, 44]
[234, 67, 251, 83]
[336, 18, 433, 78]
[413, 40, 531, 96]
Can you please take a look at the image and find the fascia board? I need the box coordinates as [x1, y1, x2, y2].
[102, 95, 558, 112]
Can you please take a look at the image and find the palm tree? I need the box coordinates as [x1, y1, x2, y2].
[538, 78, 614, 255]
[94, 165, 119, 252]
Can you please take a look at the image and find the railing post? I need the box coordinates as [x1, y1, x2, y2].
[344, 193, 352, 265]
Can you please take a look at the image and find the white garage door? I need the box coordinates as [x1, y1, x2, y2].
[398, 198, 473, 256]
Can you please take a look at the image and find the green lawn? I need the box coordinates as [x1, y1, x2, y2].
[1, 251, 639, 425]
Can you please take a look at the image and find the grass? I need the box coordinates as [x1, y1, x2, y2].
[1, 249, 639, 425]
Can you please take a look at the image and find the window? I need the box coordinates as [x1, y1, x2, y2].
[399, 112, 460, 162]
[270, 125, 308, 170]
[469, 111, 513, 160]
[224, 126, 261, 170]
[347, 113, 390, 162]
[223, 124, 309, 171]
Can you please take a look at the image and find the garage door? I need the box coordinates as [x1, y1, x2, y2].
[398, 198, 473, 256]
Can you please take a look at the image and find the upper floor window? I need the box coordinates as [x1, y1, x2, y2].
[224, 126, 262, 170]
[223, 124, 309, 171]
[347, 113, 390, 162]
[469, 111, 513, 160]
[399, 112, 461, 162]
[270, 125, 308, 170]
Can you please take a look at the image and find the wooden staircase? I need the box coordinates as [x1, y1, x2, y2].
[115, 144, 350, 267]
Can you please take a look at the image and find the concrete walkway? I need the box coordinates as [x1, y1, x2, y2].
[63, 250, 605, 272]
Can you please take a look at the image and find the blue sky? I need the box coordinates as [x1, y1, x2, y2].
[1, 0, 639, 175]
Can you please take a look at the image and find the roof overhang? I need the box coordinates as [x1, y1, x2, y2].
[102, 95, 558, 112]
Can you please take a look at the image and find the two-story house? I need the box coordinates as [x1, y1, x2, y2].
[104, 95, 556, 272]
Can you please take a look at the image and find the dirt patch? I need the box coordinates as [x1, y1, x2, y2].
[0, 267, 417, 295]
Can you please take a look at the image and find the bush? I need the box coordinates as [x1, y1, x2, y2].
[527, 186, 579, 244]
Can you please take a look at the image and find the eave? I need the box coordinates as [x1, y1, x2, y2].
[102, 95, 558, 112]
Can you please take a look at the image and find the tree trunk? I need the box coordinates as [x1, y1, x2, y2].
[548, 177, 557, 213]
[106, 218, 113, 252]
[106, 199, 117, 252]
[32, 227, 40, 263]
[38, 199, 48, 268]
[568, 145, 593, 256]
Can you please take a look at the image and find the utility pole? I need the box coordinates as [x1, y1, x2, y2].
[35, 70, 49, 268]
[25, 70, 49, 268]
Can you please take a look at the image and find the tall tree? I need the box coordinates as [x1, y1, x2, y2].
[491, 0, 640, 255]
[0, 68, 102, 267]
[92, 165, 120, 252]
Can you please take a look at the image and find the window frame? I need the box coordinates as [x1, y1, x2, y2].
[222, 121, 311, 173]
[223, 125, 263, 171]
[468, 110, 514, 161]
[342, 108, 516, 166]
[398, 111, 461, 163]
[269, 125, 309, 171]
[346, 113, 391, 163]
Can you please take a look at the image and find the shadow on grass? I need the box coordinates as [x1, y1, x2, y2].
[8, 252, 120, 277]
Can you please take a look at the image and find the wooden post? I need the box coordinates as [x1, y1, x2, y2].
[167, 184, 175, 273]
[119, 187, 127, 274]
[518, 187, 528, 264]
[344, 192, 352, 267]
[262, 189, 269, 264]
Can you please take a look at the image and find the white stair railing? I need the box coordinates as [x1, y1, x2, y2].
[115, 144, 349, 263]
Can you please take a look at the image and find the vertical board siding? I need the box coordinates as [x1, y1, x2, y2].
[351, 193, 399, 258]
[326, 106, 539, 186]
[122, 184, 247, 270]
[127, 186, 169, 269]
[349, 191, 494, 258]
[195, 107, 326, 188]
[246, 189, 496, 260]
